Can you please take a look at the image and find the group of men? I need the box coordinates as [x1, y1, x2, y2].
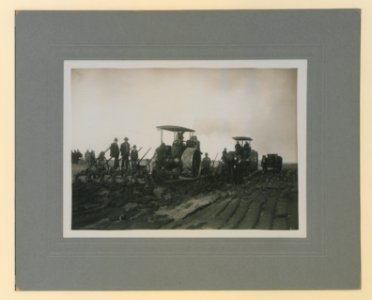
[221, 141, 252, 164]
[201, 152, 212, 175]
[219, 141, 253, 182]
[71, 149, 82, 164]
[235, 141, 251, 159]
[108, 137, 139, 172]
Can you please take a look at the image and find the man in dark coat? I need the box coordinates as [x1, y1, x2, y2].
[130, 145, 139, 175]
[110, 138, 120, 169]
[222, 148, 228, 163]
[243, 141, 251, 159]
[235, 142, 243, 158]
[201, 153, 212, 175]
[96, 151, 107, 182]
[120, 137, 130, 171]
[155, 142, 167, 168]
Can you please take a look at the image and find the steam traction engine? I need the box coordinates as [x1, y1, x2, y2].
[261, 153, 283, 173]
[232, 136, 259, 174]
[150, 125, 202, 180]
[222, 136, 258, 182]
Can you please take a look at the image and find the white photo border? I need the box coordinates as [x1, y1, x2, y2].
[63, 60, 307, 238]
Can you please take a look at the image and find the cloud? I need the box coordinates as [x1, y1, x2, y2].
[70, 67, 298, 162]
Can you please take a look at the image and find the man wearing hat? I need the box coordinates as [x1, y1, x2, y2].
[110, 138, 120, 170]
[96, 151, 107, 181]
[130, 145, 139, 175]
[201, 152, 211, 175]
[243, 141, 251, 159]
[120, 137, 130, 171]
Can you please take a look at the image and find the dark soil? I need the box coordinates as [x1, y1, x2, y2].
[72, 165, 298, 230]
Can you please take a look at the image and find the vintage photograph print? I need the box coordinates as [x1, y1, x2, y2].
[64, 60, 307, 238]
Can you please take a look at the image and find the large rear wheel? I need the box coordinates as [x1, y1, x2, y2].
[181, 147, 201, 177]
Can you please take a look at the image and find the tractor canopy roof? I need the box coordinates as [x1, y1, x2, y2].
[233, 136, 253, 141]
[157, 125, 195, 133]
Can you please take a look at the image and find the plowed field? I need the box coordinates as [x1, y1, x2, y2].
[72, 164, 298, 230]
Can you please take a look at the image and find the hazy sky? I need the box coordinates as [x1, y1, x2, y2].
[70, 68, 298, 162]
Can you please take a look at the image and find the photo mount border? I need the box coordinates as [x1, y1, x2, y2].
[16, 10, 360, 290]
[63, 59, 307, 238]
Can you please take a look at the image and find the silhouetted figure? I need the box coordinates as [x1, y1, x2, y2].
[130, 145, 139, 175]
[120, 137, 130, 171]
[243, 142, 251, 159]
[110, 138, 120, 169]
[201, 153, 212, 175]
[235, 142, 243, 158]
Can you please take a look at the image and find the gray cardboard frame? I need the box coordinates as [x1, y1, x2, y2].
[15, 10, 360, 290]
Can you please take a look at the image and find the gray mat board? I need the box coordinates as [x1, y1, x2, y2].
[15, 10, 360, 290]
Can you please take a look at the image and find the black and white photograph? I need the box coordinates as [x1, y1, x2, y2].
[64, 60, 306, 238]
[14, 9, 361, 291]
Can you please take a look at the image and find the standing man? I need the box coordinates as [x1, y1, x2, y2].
[120, 137, 130, 171]
[96, 151, 107, 182]
[172, 132, 186, 159]
[155, 142, 167, 171]
[243, 141, 251, 159]
[201, 152, 212, 175]
[235, 141, 243, 158]
[222, 148, 228, 163]
[110, 138, 120, 170]
[130, 145, 139, 175]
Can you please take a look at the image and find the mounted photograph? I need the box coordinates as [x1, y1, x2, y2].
[63, 60, 307, 238]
